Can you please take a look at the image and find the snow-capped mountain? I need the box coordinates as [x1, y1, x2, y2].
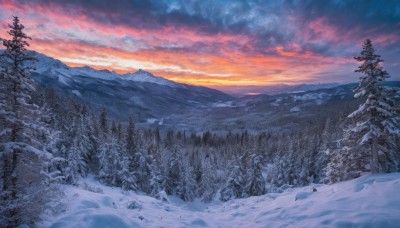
[26, 51, 400, 132]
[122, 69, 179, 88]
[29, 51, 180, 87]
[28, 51, 232, 122]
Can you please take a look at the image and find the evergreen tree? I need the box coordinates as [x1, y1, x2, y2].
[0, 17, 56, 226]
[148, 154, 163, 197]
[119, 154, 137, 190]
[99, 107, 108, 140]
[198, 156, 217, 202]
[165, 146, 181, 195]
[328, 39, 399, 182]
[97, 138, 125, 186]
[220, 156, 245, 201]
[126, 115, 137, 151]
[132, 150, 152, 192]
[315, 118, 332, 183]
[176, 163, 196, 201]
[65, 137, 87, 183]
[65, 108, 92, 183]
[244, 154, 266, 196]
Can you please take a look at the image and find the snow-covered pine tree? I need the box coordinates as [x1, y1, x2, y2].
[0, 16, 56, 226]
[244, 153, 266, 197]
[126, 115, 139, 154]
[198, 155, 217, 202]
[97, 138, 122, 186]
[132, 150, 152, 192]
[220, 155, 245, 201]
[87, 113, 99, 173]
[176, 162, 196, 201]
[270, 137, 296, 187]
[328, 39, 400, 182]
[64, 107, 93, 183]
[112, 121, 137, 190]
[98, 107, 108, 140]
[146, 142, 164, 196]
[148, 153, 163, 197]
[165, 146, 181, 195]
[119, 154, 137, 190]
[96, 114, 134, 189]
[65, 137, 87, 183]
[314, 118, 332, 183]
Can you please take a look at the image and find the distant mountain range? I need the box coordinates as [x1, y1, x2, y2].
[28, 51, 232, 121]
[21, 51, 400, 132]
[30, 51, 182, 88]
[212, 83, 342, 96]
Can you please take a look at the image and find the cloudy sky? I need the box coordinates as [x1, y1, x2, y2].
[1, 0, 399, 87]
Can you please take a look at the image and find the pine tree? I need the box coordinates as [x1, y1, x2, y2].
[97, 138, 123, 186]
[198, 157, 217, 202]
[244, 154, 266, 196]
[119, 154, 137, 190]
[165, 146, 181, 195]
[126, 116, 139, 155]
[98, 107, 108, 140]
[64, 107, 92, 183]
[0, 16, 55, 226]
[148, 154, 163, 197]
[65, 137, 87, 183]
[315, 118, 332, 183]
[176, 163, 196, 201]
[220, 156, 245, 201]
[132, 150, 152, 192]
[328, 39, 400, 182]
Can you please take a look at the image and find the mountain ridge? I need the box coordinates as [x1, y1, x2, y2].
[23, 51, 400, 132]
[28, 51, 182, 88]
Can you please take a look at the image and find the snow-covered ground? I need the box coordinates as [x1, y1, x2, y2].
[39, 173, 400, 228]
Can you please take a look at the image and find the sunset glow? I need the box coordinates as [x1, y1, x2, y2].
[1, 0, 399, 87]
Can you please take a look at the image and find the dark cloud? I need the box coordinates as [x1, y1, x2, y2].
[13, 0, 400, 46]
[4, 0, 399, 81]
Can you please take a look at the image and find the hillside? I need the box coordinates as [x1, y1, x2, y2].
[40, 173, 400, 228]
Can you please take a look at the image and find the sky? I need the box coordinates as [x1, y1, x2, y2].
[0, 0, 399, 88]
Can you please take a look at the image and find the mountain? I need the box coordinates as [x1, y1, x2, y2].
[213, 83, 341, 96]
[28, 51, 232, 122]
[27, 51, 399, 132]
[30, 51, 179, 87]
[162, 81, 400, 133]
[122, 69, 179, 88]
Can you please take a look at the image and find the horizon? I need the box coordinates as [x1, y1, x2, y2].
[1, 0, 399, 87]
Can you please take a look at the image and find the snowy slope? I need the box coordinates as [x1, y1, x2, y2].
[39, 173, 400, 228]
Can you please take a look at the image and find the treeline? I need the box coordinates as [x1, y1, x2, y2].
[40, 88, 347, 200]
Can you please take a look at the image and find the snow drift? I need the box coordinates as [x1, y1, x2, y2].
[39, 173, 400, 228]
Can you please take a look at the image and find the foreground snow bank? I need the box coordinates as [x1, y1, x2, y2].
[39, 173, 400, 227]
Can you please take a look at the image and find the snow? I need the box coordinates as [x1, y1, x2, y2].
[71, 90, 81, 97]
[146, 118, 158, 124]
[292, 92, 330, 105]
[212, 101, 235, 107]
[271, 98, 282, 106]
[70, 67, 119, 80]
[39, 173, 400, 227]
[30, 51, 178, 87]
[290, 106, 301, 112]
[122, 69, 178, 88]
